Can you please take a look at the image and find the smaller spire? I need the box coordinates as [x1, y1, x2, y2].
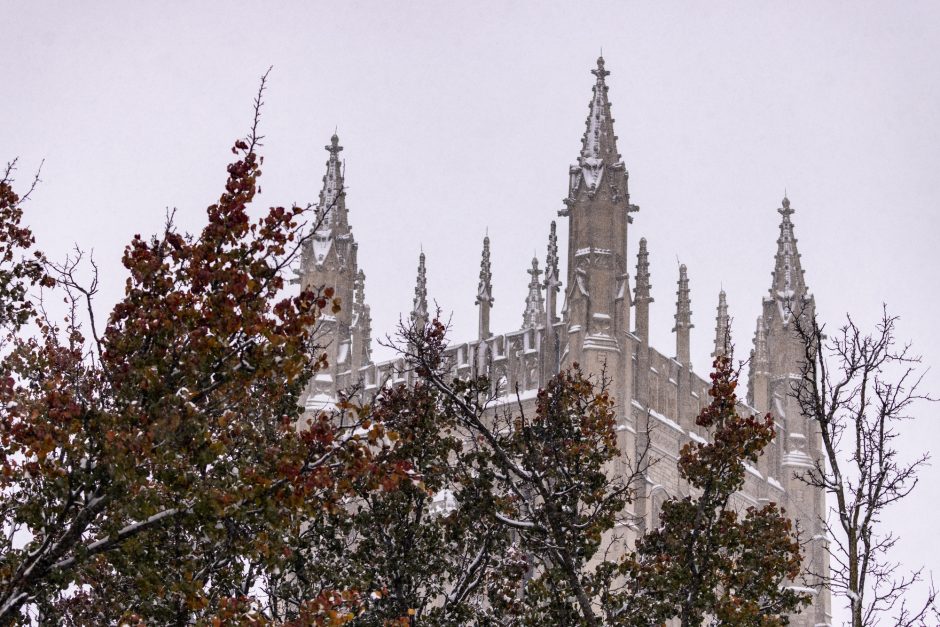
[522, 257, 545, 329]
[673, 263, 693, 366]
[411, 251, 429, 332]
[712, 289, 730, 358]
[353, 269, 366, 312]
[476, 236, 493, 308]
[353, 270, 372, 365]
[752, 315, 769, 373]
[673, 264, 692, 331]
[543, 221, 561, 324]
[634, 237, 653, 304]
[476, 236, 494, 340]
[633, 237, 653, 344]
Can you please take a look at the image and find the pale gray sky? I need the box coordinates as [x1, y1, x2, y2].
[3, 1, 939, 621]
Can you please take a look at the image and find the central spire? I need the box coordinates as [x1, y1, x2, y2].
[317, 133, 347, 231]
[769, 195, 809, 322]
[581, 56, 618, 163]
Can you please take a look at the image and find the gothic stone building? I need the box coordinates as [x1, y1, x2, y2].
[297, 57, 831, 626]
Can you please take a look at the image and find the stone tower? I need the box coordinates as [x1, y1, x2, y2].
[559, 56, 639, 403]
[749, 196, 831, 624]
[297, 133, 371, 399]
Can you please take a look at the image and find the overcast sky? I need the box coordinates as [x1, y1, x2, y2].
[3, 1, 939, 621]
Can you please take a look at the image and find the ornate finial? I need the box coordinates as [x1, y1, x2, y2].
[522, 257, 545, 329]
[476, 236, 494, 307]
[592, 55, 610, 80]
[712, 289, 730, 358]
[411, 251, 429, 331]
[634, 237, 653, 304]
[326, 133, 343, 156]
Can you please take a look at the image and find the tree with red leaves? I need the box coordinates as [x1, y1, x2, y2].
[0, 73, 397, 625]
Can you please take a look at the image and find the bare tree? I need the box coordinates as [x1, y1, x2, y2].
[794, 307, 936, 626]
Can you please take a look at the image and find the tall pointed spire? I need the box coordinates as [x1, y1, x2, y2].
[769, 195, 809, 322]
[712, 289, 730, 358]
[543, 221, 560, 324]
[317, 133, 348, 231]
[522, 257, 545, 329]
[633, 237, 653, 343]
[562, 56, 637, 212]
[475, 235, 494, 340]
[580, 56, 619, 163]
[411, 251, 429, 332]
[673, 263, 693, 366]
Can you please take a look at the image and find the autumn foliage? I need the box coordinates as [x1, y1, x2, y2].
[0, 81, 401, 623]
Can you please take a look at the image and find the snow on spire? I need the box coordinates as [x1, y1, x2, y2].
[562, 56, 636, 211]
[543, 221, 561, 323]
[522, 257, 545, 329]
[476, 235, 494, 339]
[634, 237, 653, 305]
[769, 194, 809, 322]
[581, 56, 618, 162]
[712, 289, 730, 358]
[411, 251, 429, 331]
[317, 133, 347, 231]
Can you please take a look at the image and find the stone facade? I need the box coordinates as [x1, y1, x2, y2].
[297, 57, 831, 626]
